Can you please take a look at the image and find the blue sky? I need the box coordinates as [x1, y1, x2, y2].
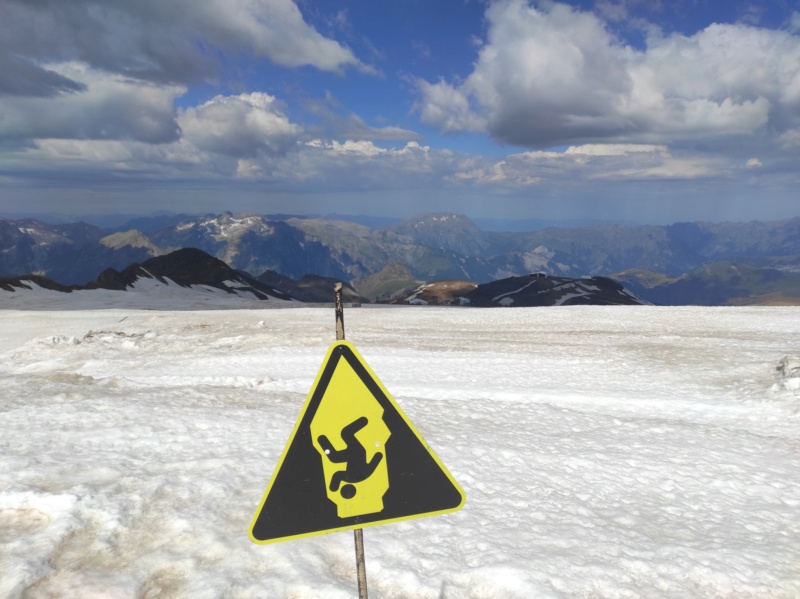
[1, 0, 799, 226]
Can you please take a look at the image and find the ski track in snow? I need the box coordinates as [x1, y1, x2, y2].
[0, 299, 799, 598]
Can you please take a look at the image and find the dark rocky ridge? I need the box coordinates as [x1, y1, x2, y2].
[3, 248, 294, 301]
[86, 248, 294, 300]
[389, 274, 647, 307]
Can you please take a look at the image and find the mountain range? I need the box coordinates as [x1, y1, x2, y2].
[1, 247, 649, 308]
[2, 212, 800, 305]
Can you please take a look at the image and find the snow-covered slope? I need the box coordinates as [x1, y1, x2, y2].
[0, 277, 294, 311]
[0, 301, 798, 597]
[1, 248, 298, 307]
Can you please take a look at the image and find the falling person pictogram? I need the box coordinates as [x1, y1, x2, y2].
[249, 340, 464, 543]
[318, 416, 383, 499]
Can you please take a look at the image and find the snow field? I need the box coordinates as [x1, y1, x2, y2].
[0, 303, 798, 597]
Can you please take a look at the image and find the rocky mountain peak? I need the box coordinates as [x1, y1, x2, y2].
[100, 230, 161, 253]
[395, 212, 480, 232]
[183, 213, 275, 241]
[87, 248, 293, 300]
[390, 213, 490, 256]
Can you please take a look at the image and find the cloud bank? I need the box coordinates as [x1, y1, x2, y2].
[417, 0, 800, 153]
[0, 0, 797, 223]
[1, 0, 364, 89]
[0, 0, 366, 148]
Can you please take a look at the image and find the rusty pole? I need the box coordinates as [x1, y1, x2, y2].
[333, 282, 368, 599]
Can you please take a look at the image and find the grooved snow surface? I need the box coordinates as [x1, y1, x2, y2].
[1, 298, 799, 598]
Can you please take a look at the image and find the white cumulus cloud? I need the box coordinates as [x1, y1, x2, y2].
[416, 0, 800, 153]
[179, 93, 302, 158]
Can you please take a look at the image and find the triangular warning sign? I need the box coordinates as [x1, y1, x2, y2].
[249, 340, 466, 544]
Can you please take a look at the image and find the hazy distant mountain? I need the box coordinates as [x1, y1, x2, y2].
[472, 217, 611, 232]
[100, 229, 163, 254]
[355, 262, 420, 303]
[114, 214, 195, 235]
[150, 213, 359, 281]
[389, 213, 494, 256]
[0, 217, 158, 285]
[615, 257, 800, 306]
[323, 214, 401, 229]
[2, 211, 800, 305]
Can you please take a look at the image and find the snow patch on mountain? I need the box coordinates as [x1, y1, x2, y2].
[0, 274, 293, 310]
[196, 213, 275, 242]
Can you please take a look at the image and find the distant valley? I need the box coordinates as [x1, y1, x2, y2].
[2, 212, 800, 306]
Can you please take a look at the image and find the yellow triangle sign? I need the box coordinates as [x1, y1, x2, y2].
[249, 340, 466, 544]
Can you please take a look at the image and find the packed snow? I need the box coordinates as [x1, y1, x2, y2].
[1, 288, 799, 598]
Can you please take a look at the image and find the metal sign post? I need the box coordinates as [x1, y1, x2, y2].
[250, 283, 465, 596]
[334, 282, 368, 599]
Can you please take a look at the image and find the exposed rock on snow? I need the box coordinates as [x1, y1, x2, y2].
[776, 355, 800, 378]
[771, 355, 800, 402]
